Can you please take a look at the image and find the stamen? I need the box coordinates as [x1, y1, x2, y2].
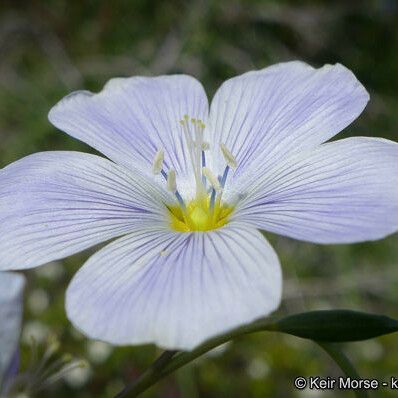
[209, 188, 217, 212]
[203, 166, 226, 221]
[165, 169, 187, 212]
[167, 169, 177, 193]
[220, 143, 237, 170]
[200, 141, 209, 185]
[202, 167, 222, 192]
[200, 141, 209, 169]
[201, 151, 206, 185]
[152, 149, 164, 174]
[175, 191, 187, 212]
[160, 167, 188, 214]
[220, 166, 230, 188]
[202, 166, 221, 214]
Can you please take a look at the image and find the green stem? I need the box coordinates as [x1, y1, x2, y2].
[114, 321, 371, 398]
[114, 350, 177, 398]
[317, 342, 369, 398]
[114, 319, 277, 397]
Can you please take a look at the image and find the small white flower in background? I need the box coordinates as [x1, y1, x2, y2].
[0, 61, 397, 350]
[21, 321, 50, 345]
[28, 289, 50, 315]
[0, 272, 25, 395]
[63, 364, 92, 389]
[34, 261, 65, 282]
[86, 341, 113, 364]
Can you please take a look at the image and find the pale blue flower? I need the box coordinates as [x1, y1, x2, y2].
[0, 61, 397, 350]
[0, 272, 25, 392]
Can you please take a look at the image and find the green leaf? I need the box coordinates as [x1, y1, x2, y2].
[275, 309, 398, 342]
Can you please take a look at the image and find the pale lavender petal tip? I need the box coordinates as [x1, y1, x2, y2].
[48, 74, 209, 180]
[208, 61, 369, 178]
[236, 137, 398, 244]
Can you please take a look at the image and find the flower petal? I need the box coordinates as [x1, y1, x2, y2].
[208, 61, 369, 178]
[66, 222, 281, 350]
[48, 75, 209, 181]
[0, 272, 25, 384]
[235, 138, 398, 243]
[0, 151, 170, 270]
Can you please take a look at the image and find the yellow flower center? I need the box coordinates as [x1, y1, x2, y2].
[169, 198, 234, 232]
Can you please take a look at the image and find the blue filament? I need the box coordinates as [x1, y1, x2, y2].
[175, 191, 187, 211]
[201, 150, 206, 186]
[209, 188, 216, 212]
[220, 165, 230, 188]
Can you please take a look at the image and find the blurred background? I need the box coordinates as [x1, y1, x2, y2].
[1, 0, 398, 397]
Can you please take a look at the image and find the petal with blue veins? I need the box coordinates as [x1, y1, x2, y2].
[208, 61, 369, 179]
[0, 151, 170, 270]
[48, 75, 209, 182]
[66, 222, 282, 350]
[235, 138, 398, 243]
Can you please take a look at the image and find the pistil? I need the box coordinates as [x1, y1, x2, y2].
[180, 116, 206, 200]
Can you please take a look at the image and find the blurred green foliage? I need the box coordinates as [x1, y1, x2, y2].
[1, 0, 398, 397]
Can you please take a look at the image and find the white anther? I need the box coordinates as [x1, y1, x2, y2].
[167, 169, 177, 193]
[152, 149, 164, 174]
[202, 167, 222, 192]
[220, 143, 237, 169]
